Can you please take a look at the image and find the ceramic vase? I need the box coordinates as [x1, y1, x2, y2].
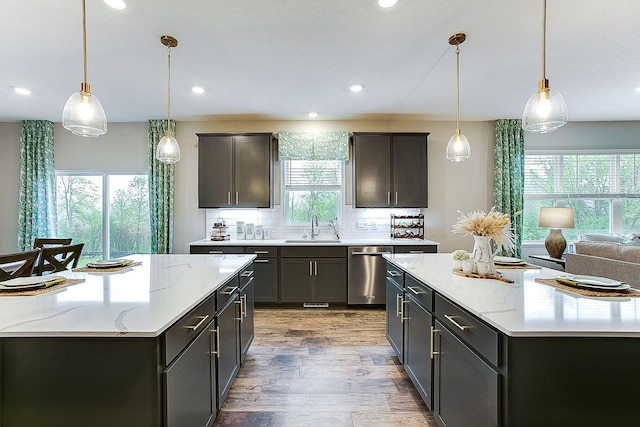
[472, 235, 496, 276]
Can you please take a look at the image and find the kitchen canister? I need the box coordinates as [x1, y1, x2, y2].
[245, 223, 255, 240]
[236, 221, 245, 240]
[263, 228, 271, 240]
[255, 225, 264, 240]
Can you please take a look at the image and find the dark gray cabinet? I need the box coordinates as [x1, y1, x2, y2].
[385, 275, 404, 361]
[352, 133, 428, 208]
[239, 269, 255, 361]
[198, 133, 272, 208]
[403, 295, 434, 409]
[245, 247, 278, 303]
[280, 246, 347, 303]
[214, 290, 241, 409]
[433, 319, 499, 427]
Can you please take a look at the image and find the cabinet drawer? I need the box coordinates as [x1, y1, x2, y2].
[216, 275, 240, 311]
[435, 294, 499, 366]
[244, 247, 277, 258]
[190, 246, 243, 254]
[280, 246, 346, 258]
[239, 264, 254, 290]
[163, 294, 215, 365]
[386, 261, 404, 288]
[405, 274, 433, 311]
[393, 245, 437, 254]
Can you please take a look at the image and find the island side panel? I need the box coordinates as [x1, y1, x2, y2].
[1, 336, 162, 427]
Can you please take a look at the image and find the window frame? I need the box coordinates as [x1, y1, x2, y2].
[523, 149, 640, 242]
[281, 160, 344, 227]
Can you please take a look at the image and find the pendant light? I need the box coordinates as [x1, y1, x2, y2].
[155, 35, 181, 164]
[446, 33, 471, 162]
[522, 0, 567, 133]
[62, 0, 107, 137]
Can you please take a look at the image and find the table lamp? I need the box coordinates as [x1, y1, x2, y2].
[538, 207, 575, 259]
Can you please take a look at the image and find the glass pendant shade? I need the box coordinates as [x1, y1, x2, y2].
[62, 87, 107, 137]
[522, 83, 567, 133]
[446, 129, 471, 162]
[155, 130, 181, 164]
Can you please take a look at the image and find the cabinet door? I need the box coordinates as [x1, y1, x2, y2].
[386, 278, 404, 361]
[239, 280, 255, 362]
[280, 258, 313, 302]
[252, 258, 278, 302]
[198, 136, 233, 208]
[234, 134, 271, 208]
[403, 296, 433, 409]
[353, 134, 392, 207]
[433, 320, 499, 427]
[165, 322, 215, 427]
[392, 134, 428, 208]
[215, 298, 240, 409]
[314, 258, 347, 302]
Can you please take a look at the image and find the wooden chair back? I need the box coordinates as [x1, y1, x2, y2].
[33, 238, 73, 249]
[0, 249, 41, 281]
[34, 243, 84, 276]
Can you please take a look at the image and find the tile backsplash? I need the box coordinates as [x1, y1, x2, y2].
[204, 207, 425, 241]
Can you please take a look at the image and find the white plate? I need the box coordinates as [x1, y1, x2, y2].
[574, 282, 631, 292]
[0, 275, 62, 287]
[494, 256, 526, 265]
[561, 274, 623, 287]
[87, 259, 129, 268]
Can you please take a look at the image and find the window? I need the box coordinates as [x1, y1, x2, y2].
[282, 160, 342, 224]
[56, 171, 151, 263]
[523, 151, 640, 241]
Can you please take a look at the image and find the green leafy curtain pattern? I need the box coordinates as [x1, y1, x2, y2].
[17, 120, 57, 251]
[148, 119, 175, 254]
[278, 131, 349, 160]
[494, 119, 525, 257]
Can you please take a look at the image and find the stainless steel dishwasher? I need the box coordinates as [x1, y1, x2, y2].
[348, 246, 393, 304]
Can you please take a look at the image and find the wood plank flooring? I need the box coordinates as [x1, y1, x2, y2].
[213, 307, 437, 426]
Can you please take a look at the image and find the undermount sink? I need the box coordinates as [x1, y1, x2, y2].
[284, 239, 342, 244]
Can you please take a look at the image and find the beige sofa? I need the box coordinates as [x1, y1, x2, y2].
[565, 235, 640, 289]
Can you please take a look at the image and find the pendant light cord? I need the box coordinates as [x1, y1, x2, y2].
[82, 0, 88, 86]
[541, 0, 547, 80]
[167, 45, 172, 131]
[455, 45, 460, 131]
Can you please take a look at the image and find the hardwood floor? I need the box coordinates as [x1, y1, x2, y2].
[214, 307, 437, 426]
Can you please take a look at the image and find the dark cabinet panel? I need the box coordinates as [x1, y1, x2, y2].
[165, 321, 216, 427]
[280, 257, 347, 303]
[403, 295, 434, 409]
[198, 133, 272, 208]
[252, 258, 278, 302]
[314, 258, 347, 302]
[239, 276, 255, 361]
[215, 296, 240, 408]
[433, 319, 499, 427]
[353, 133, 428, 208]
[280, 258, 314, 302]
[386, 276, 404, 361]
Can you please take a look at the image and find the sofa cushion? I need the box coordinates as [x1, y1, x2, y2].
[580, 233, 625, 243]
[575, 241, 640, 263]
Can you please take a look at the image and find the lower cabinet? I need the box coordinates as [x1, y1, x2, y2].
[251, 257, 278, 302]
[433, 319, 499, 427]
[385, 275, 404, 360]
[215, 289, 241, 409]
[403, 295, 434, 408]
[165, 318, 217, 427]
[239, 271, 255, 361]
[280, 257, 347, 303]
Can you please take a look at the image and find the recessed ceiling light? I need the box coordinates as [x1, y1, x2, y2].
[635, 87, 640, 93]
[349, 83, 365, 93]
[191, 86, 205, 94]
[307, 112, 319, 118]
[103, 0, 126, 9]
[11, 86, 31, 96]
[378, 0, 398, 8]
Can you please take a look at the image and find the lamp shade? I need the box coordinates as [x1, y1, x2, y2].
[62, 89, 107, 137]
[538, 207, 574, 228]
[446, 130, 471, 162]
[155, 130, 181, 164]
[522, 86, 568, 134]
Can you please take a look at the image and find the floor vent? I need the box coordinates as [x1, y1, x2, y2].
[303, 303, 329, 308]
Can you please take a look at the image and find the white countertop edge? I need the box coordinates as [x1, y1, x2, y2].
[189, 238, 440, 246]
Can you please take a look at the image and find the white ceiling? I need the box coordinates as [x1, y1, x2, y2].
[3, 0, 640, 123]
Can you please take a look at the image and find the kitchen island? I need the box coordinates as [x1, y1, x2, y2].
[0, 254, 255, 427]
[384, 253, 640, 427]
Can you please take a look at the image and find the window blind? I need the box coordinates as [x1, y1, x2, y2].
[284, 160, 342, 188]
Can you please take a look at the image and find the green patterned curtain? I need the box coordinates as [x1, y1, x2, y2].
[148, 119, 175, 254]
[494, 119, 525, 257]
[278, 131, 349, 160]
[17, 120, 57, 251]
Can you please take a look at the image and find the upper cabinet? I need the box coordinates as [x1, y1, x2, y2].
[198, 133, 273, 208]
[352, 133, 429, 208]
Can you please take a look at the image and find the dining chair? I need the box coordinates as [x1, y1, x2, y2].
[33, 237, 73, 249]
[34, 243, 84, 276]
[0, 249, 41, 281]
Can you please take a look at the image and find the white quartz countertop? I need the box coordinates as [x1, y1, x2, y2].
[383, 253, 640, 338]
[0, 254, 255, 338]
[189, 238, 439, 247]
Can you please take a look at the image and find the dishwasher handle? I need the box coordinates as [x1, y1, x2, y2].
[351, 251, 392, 255]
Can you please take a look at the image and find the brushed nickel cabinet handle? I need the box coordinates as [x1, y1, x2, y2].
[314, 261, 318, 276]
[185, 315, 209, 331]
[430, 326, 440, 359]
[409, 250, 424, 254]
[396, 293, 402, 317]
[210, 327, 220, 358]
[240, 270, 254, 277]
[309, 261, 313, 276]
[387, 270, 402, 277]
[236, 192, 239, 205]
[387, 192, 390, 205]
[402, 300, 408, 321]
[444, 314, 470, 331]
[253, 259, 269, 263]
[242, 294, 248, 318]
[253, 250, 269, 254]
[395, 191, 398, 206]
[227, 192, 231, 205]
[407, 286, 424, 295]
[208, 250, 224, 254]
[235, 300, 243, 322]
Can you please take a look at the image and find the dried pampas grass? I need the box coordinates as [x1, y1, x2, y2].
[452, 207, 516, 253]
